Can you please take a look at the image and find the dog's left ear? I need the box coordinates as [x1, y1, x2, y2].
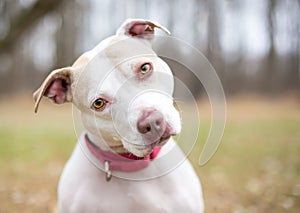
[116, 19, 170, 40]
[33, 67, 74, 113]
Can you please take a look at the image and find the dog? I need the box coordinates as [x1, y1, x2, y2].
[34, 19, 204, 213]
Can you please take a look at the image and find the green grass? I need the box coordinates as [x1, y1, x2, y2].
[192, 98, 300, 213]
[0, 94, 299, 212]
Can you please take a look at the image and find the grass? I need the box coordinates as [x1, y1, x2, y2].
[194, 95, 300, 212]
[0, 94, 299, 212]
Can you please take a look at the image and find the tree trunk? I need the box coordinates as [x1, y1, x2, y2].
[263, 0, 277, 94]
[55, 0, 82, 68]
[0, 0, 67, 53]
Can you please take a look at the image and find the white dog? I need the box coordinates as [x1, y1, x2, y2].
[34, 19, 204, 213]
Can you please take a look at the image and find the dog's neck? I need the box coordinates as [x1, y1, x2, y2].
[79, 132, 182, 181]
[83, 133, 161, 174]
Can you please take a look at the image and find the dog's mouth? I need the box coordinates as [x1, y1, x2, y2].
[128, 129, 177, 158]
[104, 126, 177, 158]
[136, 134, 172, 149]
[158, 130, 176, 144]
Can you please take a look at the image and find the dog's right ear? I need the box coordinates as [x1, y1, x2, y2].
[116, 19, 170, 41]
[33, 67, 73, 113]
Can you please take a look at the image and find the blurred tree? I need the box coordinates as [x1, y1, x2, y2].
[0, 0, 299, 96]
[56, 0, 83, 67]
[263, 0, 300, 93]
[285, 0, 300, 90]
[205, 0, 224, 86]
[0, 0, 67, 53]
[0, 0, 83, 93]
[262, 0, 277, 94]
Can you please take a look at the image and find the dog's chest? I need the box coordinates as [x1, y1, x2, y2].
[58, 145, 203, 213]
[77, 174, 197, 212]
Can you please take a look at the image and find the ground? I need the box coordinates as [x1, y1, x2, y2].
[0, 94, 299, 213]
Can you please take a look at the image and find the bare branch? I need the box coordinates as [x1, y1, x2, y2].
[0, 0, 67, 52]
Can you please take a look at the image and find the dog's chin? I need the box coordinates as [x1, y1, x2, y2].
[126, 136, 172, 158]
[131, 146, 155, 158]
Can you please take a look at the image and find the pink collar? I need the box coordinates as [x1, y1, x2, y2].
[85, 134, 161, 173]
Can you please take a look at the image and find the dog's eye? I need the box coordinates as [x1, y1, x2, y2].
[92, 98, 106, 110]
[140, 63, 152, 74]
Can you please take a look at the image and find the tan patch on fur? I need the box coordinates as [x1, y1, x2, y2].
[99, 131, 128, 153]
[72, 55, 90, 68]
[105, 36, 156, 77]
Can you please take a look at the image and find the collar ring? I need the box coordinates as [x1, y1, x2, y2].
[104, 160, 112, 181]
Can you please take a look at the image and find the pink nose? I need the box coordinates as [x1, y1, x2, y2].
[137, 108, 166, 140]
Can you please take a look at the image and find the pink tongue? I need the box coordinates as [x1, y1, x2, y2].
[120, 146, 162, 160]
[149, 146, 161, 159]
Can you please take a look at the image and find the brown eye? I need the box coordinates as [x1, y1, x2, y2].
[93, 98, 106, 110]
[140, 63, 152, 74]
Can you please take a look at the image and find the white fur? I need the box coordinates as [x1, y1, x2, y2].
[58, 135, 204, 213]
[36, 19, 204, 213]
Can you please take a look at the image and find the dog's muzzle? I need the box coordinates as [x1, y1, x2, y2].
[137, 108, 175, 146]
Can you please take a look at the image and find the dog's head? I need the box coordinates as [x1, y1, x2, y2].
[34, 19, 181, 157]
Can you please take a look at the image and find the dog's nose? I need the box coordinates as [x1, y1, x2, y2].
[137, 108, 166, 138]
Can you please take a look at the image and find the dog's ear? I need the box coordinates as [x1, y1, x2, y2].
[116, 19, 170, 40]
[33, 67, 73, 113]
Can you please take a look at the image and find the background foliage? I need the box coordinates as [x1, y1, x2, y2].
[0, 0, 299, 212]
